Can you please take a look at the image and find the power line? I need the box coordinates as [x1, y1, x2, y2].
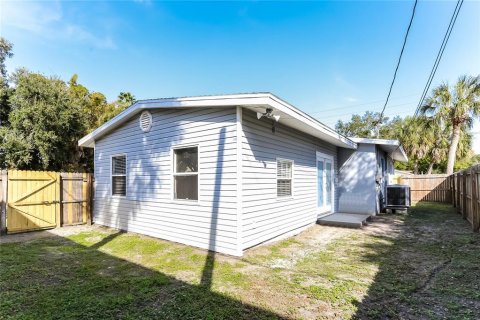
[276, 92, 421, 120]
[313, 91, 420, 114]
[414, 0, 464, 116]
[322, 110, 416, 127]
[379, 0, 418, 120]
[279, 100, 417, 121]
[315, 101, 417, 120]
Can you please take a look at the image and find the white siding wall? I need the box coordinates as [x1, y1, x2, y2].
[337, 143, 377, 214]
[93, 107, 239, 256]
[240, 109, 338, 249]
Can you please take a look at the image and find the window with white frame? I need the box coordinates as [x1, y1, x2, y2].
[111, 155, 127, 196]
[277, 159, 293, 197]
[173, 147, 198, 200]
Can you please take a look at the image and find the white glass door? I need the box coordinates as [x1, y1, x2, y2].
[317, 152, 334, 213]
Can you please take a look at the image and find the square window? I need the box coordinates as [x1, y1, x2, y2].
[174, 175, 198, 200]
[175, 147, 198, 173]
[173, 147, 198, 200]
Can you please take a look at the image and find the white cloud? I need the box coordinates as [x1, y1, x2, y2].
[344, 96, 358, 103]
[1, 1, 116, 49]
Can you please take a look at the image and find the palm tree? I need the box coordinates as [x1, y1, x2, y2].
[421, 75, 480, 174]
[423, 117, 448, 174]
[399, 116, 430, 174]
[118, 92, 136, 107]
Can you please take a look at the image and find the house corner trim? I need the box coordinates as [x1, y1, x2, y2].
[236, 106, 243, 256]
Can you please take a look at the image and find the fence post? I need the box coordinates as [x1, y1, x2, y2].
[86, 173, 93, 225]
[472, 166, 480, 232]
[462, 171, 467, 220]
[448, 174, 455, 208]
[56, 172, 62, 228]
[457, 173, 461, 214]
[0, 170, 7, 236]
[454, 174, 456, 209]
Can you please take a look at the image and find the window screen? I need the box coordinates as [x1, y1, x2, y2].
[174, 147, 198, 200]
[277, 160, 293, 197]
[112, 155, 126, 196]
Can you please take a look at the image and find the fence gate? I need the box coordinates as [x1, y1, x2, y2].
[7, 170, 60, 233]
[61, 173, 90, 226]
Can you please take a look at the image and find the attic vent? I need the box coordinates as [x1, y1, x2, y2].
[139, 111, 152, 132]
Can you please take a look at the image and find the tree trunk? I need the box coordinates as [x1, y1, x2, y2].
[427, 162, 434, 175]
[413, 161, 419, 175]
[446, 125, 461, 174]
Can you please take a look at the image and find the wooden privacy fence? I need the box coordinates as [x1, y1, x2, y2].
[399, 174, 452, 203]
[397, 166, 479, 232]
[451, 165, 480, 232]
[0, 170, 92, 235]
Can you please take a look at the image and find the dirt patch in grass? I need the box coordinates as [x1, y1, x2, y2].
[354, 202, 480, 320]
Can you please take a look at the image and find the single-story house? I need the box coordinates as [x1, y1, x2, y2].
[79, 93, 407, 256]
[337, 138, 408, 215]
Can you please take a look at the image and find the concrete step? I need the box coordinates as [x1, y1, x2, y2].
[317, 213, 371, 229]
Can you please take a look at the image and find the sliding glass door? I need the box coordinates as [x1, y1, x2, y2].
[317, 152, 334, 213]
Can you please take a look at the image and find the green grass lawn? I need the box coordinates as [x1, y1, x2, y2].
[1, 202, 479, 319]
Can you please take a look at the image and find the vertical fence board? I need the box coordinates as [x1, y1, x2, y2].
[56, 172, 62, 228]
[471, 168, 478, 232]
[464, 172, 467, 218]
[87, 174, 93, 225]
[400, 174, 450, 203]
[0, 170, 7, 236]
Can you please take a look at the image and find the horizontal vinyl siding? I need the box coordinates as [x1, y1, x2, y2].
[337, 144, 377, 214]
[241, 109, 338, 249]
[93, 107, 239, 255]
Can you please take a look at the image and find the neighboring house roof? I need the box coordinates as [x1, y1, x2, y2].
[349, 137, 409, 162]
[78, 93, 357, 149]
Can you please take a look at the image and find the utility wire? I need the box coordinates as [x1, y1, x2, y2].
[414, 0, 464, 116]
[378, 0, 418, 121]
[278, 100, 417, 121]
[313, 91, 420, 114]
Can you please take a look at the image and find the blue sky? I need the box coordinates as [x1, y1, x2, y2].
[1, 1, 479, 149]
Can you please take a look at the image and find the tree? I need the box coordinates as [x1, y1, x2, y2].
[97, 92, 136, 126]
[335, 111, 389, 138]
[397, 116, 431, 174]
[67, 74, 110, 132]
[0, 37, 13, 125]
[1, 71, 87, 170]
[0, 37, 13, 77]
[421, 75, 480, 174]
[0, 38, 137, 171]
[0, 76, 13, 126]
[118, 91, 136, 107]
[422, 117, 449, 174]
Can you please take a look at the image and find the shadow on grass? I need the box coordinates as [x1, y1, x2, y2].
[353, 202, 480, 319]
[0, 233, 286, 319]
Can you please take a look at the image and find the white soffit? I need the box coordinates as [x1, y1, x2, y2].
[350, 137, 408, 162]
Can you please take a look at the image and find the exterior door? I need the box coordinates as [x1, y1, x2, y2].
[317, 152, 334, 214]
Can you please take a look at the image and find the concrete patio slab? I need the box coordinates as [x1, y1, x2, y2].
[317, 213, 371, 228]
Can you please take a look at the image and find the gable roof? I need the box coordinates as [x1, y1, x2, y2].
[78, 93, 357, 149]
[349, 137, 408, 162]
